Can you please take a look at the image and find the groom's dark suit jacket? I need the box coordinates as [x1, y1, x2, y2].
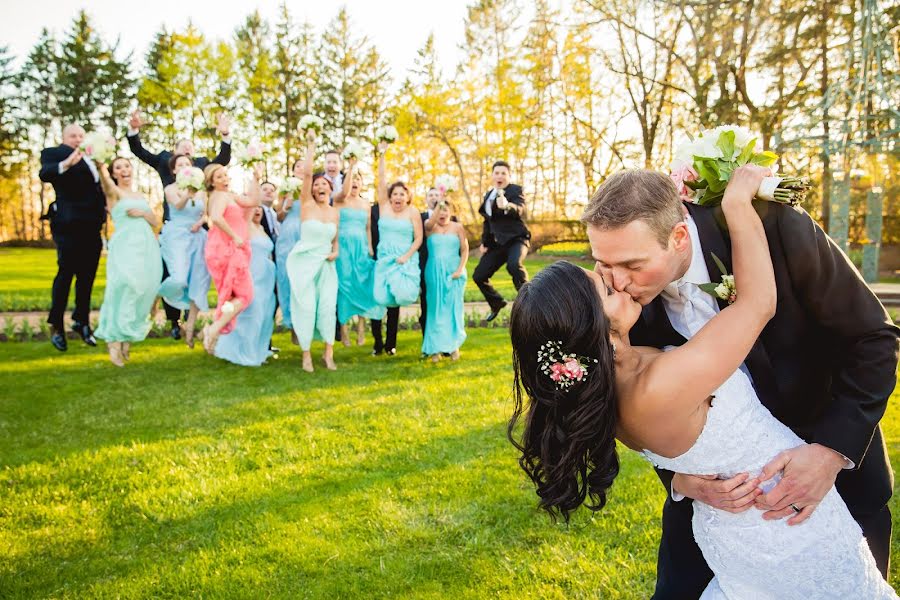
[630, 201, 899, 598]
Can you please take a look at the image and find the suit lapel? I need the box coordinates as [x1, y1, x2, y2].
[639, 296, 687, 348]
[686, 202, 780, 405]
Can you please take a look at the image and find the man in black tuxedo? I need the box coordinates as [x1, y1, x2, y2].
[473, 160, 530, 321]
[418, 187, 458, 341]
[584, 168, 899, 598]
[38, 124, 107, 351]
[126, 109, 232, 339]
[259, 181, 280, 354]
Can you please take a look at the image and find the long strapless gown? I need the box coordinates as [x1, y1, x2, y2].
[373, 218, 420, 307]
[95, 197, 163, 343]
[336, 207, 385, 324]
[421, 233, 467, 355]
[275, 200, 301, 329]
[214, 234, 276, 366]
[286, 219, 338, 350]
[205, 203, 253, 334]
[158, 197, 210, 311]
[642, 362, 897, 599]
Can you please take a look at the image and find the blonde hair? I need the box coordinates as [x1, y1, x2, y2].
[204, 163, 226, 191]
[581, 169, 683, 247]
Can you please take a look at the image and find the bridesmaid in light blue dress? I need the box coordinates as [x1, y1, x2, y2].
[422, 201, 469, 361]
[333, 157, 385, 346]
[275, 158, 304, 334]
[94, 158, 163, 367]
[214, 207, 276, 366]
[371, 142, 423, 355]
[286, 130, 340, 373]
[159, 154, 210, 348]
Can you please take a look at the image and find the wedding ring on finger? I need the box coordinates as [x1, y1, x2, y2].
[790, 503, 801, 513]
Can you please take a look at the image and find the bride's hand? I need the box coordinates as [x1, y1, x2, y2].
[672, 472, 762, 513]
[722, 165, 771, 208]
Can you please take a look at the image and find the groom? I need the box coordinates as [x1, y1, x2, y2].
[583, 168, 899, 598]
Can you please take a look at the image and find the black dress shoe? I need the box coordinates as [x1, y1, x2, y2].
[386, 348, 397, 356]
[50, 327, 67, 352]
[269, 344, 281, 353]
[372, 346, 383, 356]
[486, 301, 508, 322]
[71, 321, 97, 346]
[170, 323, 182, 340]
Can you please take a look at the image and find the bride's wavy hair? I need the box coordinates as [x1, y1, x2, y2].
[508, 260, 619, 522]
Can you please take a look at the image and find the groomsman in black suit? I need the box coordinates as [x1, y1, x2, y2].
[259, 181, 280, 354]
[418, 187, 458, 341]
[38, 124, 107, 351]
[126, 109, 232, 340]
[473, 160, 530, 321]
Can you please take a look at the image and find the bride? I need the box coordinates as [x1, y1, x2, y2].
[507, 166, 896, 598]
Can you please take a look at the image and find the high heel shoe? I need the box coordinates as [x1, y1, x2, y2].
[323, 355, 337, 371]
[108, 342, 125, 367]
[121, 342, 130, 362]
[302, 354, 314, 373]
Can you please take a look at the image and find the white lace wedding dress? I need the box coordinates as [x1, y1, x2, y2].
[642, 366, 896, 599]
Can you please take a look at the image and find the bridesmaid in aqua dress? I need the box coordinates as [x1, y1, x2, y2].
[372, 142, 423, 356]
[286, 130, 340, 373]
[159, 154, 210, 348]
[94, 158, 163, 367]
[422, 201, 469, 362]
[333, 156, 385, 347]
[214, 206, 276, 366]
[275, 158, 304, 336]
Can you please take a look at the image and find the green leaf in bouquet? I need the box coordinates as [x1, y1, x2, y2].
[698, 282, 721, 295]
[750, 151, 778, 167]
[706, 175, 728, 193]
[716, 160, 735, 182]
[716, 130, 736, 162]
[737, 138, 757, 165]
[698, 189, 724, 206]
[710, 252, 728, 276]
[695, 159, 720, 188]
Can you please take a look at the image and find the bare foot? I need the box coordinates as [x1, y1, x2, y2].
[450, 350, 460, 361]
[121, 342, 130, 361]
[108, 342, 125, 367]
[356, 321, 366, 346]
[185, 325, 195, 349]
[202, 325, 218, 355]
[302, 353, 314, 373]
[340, 325, 351, 348]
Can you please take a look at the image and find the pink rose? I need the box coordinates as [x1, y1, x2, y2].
[564, 359, 582, 378]
[670, 160, 699, 202]
[85, 145, 94, 156]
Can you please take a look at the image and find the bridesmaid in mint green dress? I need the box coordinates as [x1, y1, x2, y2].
[275, 161, 303, 332]
[94, 158, 163, 367]
[371, 143, 423, 355]
[333, 157, 384, 346]
[422, 202, 469, 361]
[286, 130, 340, 373]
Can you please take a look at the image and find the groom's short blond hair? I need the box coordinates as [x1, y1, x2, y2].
[581, 170, 684, 248]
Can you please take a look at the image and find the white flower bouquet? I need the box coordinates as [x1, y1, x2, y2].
[434, 174, 457, 194]
[234, 140, 269, 166]
[298, 115, 325, 134]
[80, 131, 118, 164]
[374, 125, 398, 144]
[342, 139, 366, 160]
[279, 176, 302, 199]
[670, 124, 809, 206]
[175, 166, 205, 192]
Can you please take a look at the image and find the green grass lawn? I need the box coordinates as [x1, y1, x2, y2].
[0, 247, 593, 312]
[0, 330, 898, 597]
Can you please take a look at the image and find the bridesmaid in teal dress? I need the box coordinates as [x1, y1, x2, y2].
[94, 158, 163, 367]
[214, 207, 276, 366]
[333, 156, 385, 347]
[275, 159, 303, 335]
[422, 201, 469, 361]
[286, 130, 340, 373]
[159, 154, 210, 348]
[372, 142, 423, 355]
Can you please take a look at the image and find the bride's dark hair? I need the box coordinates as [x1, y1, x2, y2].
[508, 260, 619, 522]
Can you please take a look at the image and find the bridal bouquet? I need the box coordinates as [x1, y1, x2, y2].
[279, 176, 301, 199]
[234, 140, 269, 166]
[80, 131, 118, 164]
[434, 174, 457, 194]
[670, 125, 810, 206]
[342, 139, 366, 160]
[375, 125, 398, 144]
[298, 115, 325, 134]
[175, 166, 204, 192]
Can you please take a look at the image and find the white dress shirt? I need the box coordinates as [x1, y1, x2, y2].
[262, 205, 279, 238]
[484, 189, 498, 217]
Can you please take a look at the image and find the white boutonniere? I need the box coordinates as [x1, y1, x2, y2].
[699, 253, 736, 305]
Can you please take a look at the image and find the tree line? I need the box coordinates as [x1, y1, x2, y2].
[0, 0, 896, 243]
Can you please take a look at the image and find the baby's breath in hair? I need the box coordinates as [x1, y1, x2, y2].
[537, 340, 599, 390]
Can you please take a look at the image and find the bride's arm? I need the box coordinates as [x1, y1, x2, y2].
[638, 165, 776, 418]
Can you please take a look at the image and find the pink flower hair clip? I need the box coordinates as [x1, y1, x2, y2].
[537, 340, 598, 390]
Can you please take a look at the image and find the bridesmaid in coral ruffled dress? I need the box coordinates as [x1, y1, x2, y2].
[202, 162, 263, 354]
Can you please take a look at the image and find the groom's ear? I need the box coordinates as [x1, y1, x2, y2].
[670, 222, 691, 252]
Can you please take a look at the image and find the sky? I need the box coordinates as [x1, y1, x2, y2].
[1, 0, 472, 78]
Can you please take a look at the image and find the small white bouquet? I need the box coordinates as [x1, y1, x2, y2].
[342, 139, 366, 160]
[279, 176, 302, 199]
[670, 124, 809, 206]
[298, 115, 325, 134]
[80, 131, 118, 164]
[434, 174, 457, 195]
[234, 140, 269, 166]
[175, 166, 204, 192]
[374, 125, 398, 144]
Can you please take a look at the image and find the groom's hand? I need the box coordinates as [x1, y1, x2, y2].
[755, 443, 847, 525]
[672, 472, 762, 513]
